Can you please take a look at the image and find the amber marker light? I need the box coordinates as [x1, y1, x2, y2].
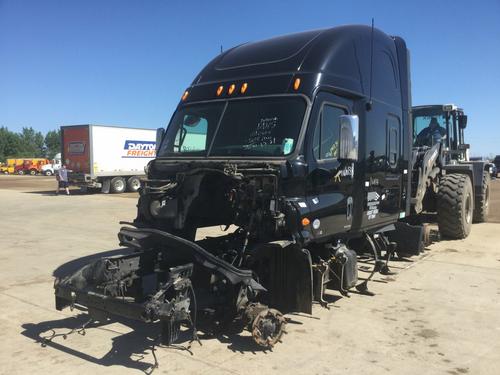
[301, 217, 310, 227]
[228, 84, 236, 95]
[181, 90, 189, 101]
[240, 82, 248, 94]
[293, 78, 301, 91]
[216, 85, 224, 96]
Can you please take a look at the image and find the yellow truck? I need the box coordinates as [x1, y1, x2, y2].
[0, 159, 24, 174]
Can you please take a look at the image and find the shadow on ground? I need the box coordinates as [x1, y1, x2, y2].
[21, 314, 161, 373]
[20, 312, 273, 373]
[23, 189, 91, 196]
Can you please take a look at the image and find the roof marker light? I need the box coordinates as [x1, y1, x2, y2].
[216, 85, 224, 96]
[240, 82, 248, 94]
[228, 84, 236, 95]
[293, 78, 301, 90]
[181, 90, 189, 101]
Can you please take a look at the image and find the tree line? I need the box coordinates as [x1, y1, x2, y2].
[0, 127, 61, 162]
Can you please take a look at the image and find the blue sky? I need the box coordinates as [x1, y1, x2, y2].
[1, 0, 499, 156]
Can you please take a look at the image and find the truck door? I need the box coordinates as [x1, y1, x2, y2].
[305, 92, 356, 239]
[361, 111, 403, 227]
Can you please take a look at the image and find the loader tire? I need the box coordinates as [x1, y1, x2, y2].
[437, 173, 473, 239]
[473, 171, 490, 223]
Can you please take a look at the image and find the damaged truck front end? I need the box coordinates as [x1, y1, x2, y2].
[54, 159, 317, 347]
[54, 25, 421, 349]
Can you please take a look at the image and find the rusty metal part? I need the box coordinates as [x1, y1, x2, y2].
[422, 223, 432, 245]
[422, 223, 440, 246]
[250, 308, 286, 348]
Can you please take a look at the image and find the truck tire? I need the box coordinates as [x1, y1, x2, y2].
[44, 170, 53, 176]
[29, 169, 37, 175]
[437, 173, 473, 239]
[127, 176, 141, 192]
[110, 177, 126, 194]
[17, 170, 24, 175]
[473, 171, 490, 223]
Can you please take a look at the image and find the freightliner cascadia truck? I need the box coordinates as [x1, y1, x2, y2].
[61, 124, 156, 193]
[53, 25, 488, 351]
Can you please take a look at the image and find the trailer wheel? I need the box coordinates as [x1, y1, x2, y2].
[437, 173, 473, 239]
[110, 177, 126, 194]
[473, 171, 490, 223]
[127, 176, 141, 192]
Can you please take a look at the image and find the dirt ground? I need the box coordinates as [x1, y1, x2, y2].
[1, 174, 500, 374]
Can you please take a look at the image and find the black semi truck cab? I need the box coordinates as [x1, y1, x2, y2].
[151, 25, 412, 240]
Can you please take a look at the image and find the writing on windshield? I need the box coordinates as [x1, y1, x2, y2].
[158, 96, 306, 157]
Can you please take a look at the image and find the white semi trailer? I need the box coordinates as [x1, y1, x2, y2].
[61, 124, 156, 193]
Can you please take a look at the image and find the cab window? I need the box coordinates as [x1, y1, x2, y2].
[313, 104, 347, 160]
[173, 116, 208, 153]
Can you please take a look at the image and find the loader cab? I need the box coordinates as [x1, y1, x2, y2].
[412, 104, 468, 161]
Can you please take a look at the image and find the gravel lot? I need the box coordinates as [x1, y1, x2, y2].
[1, 175, 499, 374]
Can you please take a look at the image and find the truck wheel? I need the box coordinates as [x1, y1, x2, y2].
[437, 173, 473, 239]
[473, 171, 490, 223]
[44, 170, 53, 176]
[110, 177, 126, 193]
[29, 169, 37, 175]
[17, 170, 24, 175]
[127, 176, 141, 192]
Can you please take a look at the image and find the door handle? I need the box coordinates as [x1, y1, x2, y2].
[346, 196, 353, 220]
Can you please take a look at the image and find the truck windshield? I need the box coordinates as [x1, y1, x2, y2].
[158, 96, 306, 157]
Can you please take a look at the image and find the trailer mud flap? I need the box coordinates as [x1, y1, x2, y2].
[101, 178, 110, 194]
[249, 241, 313, 314]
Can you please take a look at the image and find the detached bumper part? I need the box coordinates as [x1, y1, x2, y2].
[54, 227, 283, 348]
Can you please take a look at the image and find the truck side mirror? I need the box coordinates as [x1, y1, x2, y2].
[156, 128, 165, 149]
[458, 115, 468, 129]
[339, 115, 359, 161]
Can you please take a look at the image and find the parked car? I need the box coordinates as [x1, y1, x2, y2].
[494, 155, 500, 177]
[470, 156, 497, 179]
[486, 162, 497, 179]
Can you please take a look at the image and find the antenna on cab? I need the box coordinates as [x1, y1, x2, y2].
[366, 18, 374, 111]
